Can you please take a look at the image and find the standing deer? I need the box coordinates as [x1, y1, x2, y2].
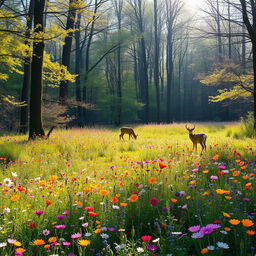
[185, 125, 207, 152]
[119, 127, 138, 140]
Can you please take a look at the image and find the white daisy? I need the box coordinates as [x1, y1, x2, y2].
[217, 242, 229, 249]
[2, 178, 13, 187]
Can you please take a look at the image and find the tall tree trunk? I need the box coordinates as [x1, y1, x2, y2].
[153, 0, 160, 123]
[29, 0, 46, 139]
[59, 0, 76, 103]
[75, 13, 83, 126]
[19, 0, 34, 134]
[216, 0, 223, 62]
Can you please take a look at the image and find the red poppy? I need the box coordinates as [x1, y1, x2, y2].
[46, 200, 53, 206]
[29, 222, 36, 228]
[85, 206, 94, 212]
[159, 163, 167, 169]
[88, 211, 97, 217]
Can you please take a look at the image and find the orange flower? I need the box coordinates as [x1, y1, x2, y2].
[149, 177, 157, 184]
[100, 190, 109, 196]
[223, 212, 231, 218]
[202, 192, 209, 196]
[241, 165, 247, 170]
[94, 228, 102, 234]
[111, 197, 119, 203]
[246, 230, 256, 235]
[212, 154, 219, 160]
[186, 196, 191, 200]
[239, 161, 245, 166]
[130, 194, 139, 202]
[201, 248, 209, 254]
[224, 227, 231, 231]
[229, 219, 240, 225]
[232, 171, 240, 177]
[16, 248, 26, 253]
[48, 237, 57, 243]
[44, 244, 50, 249]
[225, 196, 232, 200]
[216, 189, 230, 195]
[242, 219, 254, 228]
[189, 180, 196, 185]
[170, 198, 177, 203]
[33, 239, 45, 246]
[78, 240, 91, 247]
[202, 170, 209, 174]
[10, 194, 20, 202]
[120, 202, 127, 207]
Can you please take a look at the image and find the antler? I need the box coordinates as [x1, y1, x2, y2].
[185, 124, 188, 130]
[192, 124, 195, 130]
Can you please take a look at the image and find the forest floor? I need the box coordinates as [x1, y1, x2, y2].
[0, 123, 255, 256]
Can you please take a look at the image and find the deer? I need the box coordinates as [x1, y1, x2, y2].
[119, 127, 138, 141]
[185, 124, 207, 152]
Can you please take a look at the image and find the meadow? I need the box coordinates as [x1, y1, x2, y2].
[0, 123, 255, 256]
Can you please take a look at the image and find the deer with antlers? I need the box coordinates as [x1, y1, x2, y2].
[119, 127, 138, 141]
[185, 125, 207, 152]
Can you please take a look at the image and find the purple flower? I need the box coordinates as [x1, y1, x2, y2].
[205, 224, 221, 230]
[243, 197, 250, 202]
[200, 226, 213, 235]
[162, 207, 168, 212]
[147, 244, 158, 251]
[188, 225, 201, 233]
[108, 228, 116, 231]
[63, 241, 71, 246]
[218, 165, 226, 170]
[192, 168, 198, 172]
[57, 215, 64, 220]
[71, 233, 82, 239]
[63, 211, 70, 215]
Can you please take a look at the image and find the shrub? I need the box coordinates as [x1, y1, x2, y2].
[0, 143, 22, 164]
[240, 112, 256, 138]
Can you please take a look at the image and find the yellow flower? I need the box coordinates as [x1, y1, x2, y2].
[242, 219, 254, 228]
[229, 219, 240, 225]
[78, 240, 91, 247]
[202, 170, 209, 174]
[33, 239, 45, 246]
[14, 241, 22, 247]
[189, 180, 196, 185]
[223, 212, 231, 218]
[10, 194, 20, 202]
[129, 194, 139, 202]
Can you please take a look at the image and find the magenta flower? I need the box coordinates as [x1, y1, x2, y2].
[205, 224, 221, 230]
[71, 232, 82, 239]
[147, 244, 158, 251]
[218, 165, 226, 170]
[63, 211, 70, 215]
[188, 225, 201, 233]
[63, 241, 71, 246]
[192, 168, 198, 172]
[242, 197, 250, 202]
[54, 224, 66, 229]
[57, 215, 64, 220]
[34, 210, 44, 216]
[200, 226, 213, 235]
[149, 197, 159, 206]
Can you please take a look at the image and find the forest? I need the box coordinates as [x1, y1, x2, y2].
[0, 0, 255, 136]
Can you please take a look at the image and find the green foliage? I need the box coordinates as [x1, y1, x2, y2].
[0, 143, 22, 163]
[240, 112, 256, 138]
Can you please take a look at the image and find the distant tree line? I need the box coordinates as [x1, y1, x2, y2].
[0, 0, 255, 138]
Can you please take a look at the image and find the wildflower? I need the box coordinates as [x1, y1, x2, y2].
[149, 197, 159, 206]
[78, 240, 90, 247]
[63, 211, 70, 215]
[100, 233, 109, 239]
[48, 237, 57, 243]
[191, 232, 204, 239]
[14, 241, 22, 246]
[200, 226, 213, 235]
[216, 242, 229, 249]
[46, 200, 53, 206]
[100, 190, 109, 196]
[54, 225, 66, 229]
[141, 235, 152, 242]
[216, 189, 230, 195]
[29, 222, 36, 228]
[111, 197, 119, 203]
[152, 238, 160, 243]
[85, 206, 94, 211]
[33, 239, 45, 246]
[10, 195, 20, 202]
[34, 210, 44, 216]
[88, 211, 97, 217]
[212, 154, 219, 160]
[137, 247, 144, 252]
[42, 229, 50, 236]
[170, 198, 177, 203]
[206, 224, 221, 230]
[147, 244, 158, 251]
[130, 194, 139, 202]
[189, 180, 196, 185]
[229, 219, 240, 225]
[62, 241, 71, 246]
[207, 246, 215, 250]
[71, 233, 82, 239]
[85, 233, 92, 237]
[159, 163, 167, 169]
[7, 239, 17, 244]
[3, 178, 13, 187]
[15, 248, 26, 253]
[57, 215, 64, 220]
[210, 176, 218, 180]
[94, 228, 102, 234]
[188, 225, 201, 233]
[82, 222, 89, 227]
[149, 177, 157, 184]
[201, 248, 209, 254]
[223, 212, 231, 218]
[0, 242, 7, 248]
[242, 219, 254, 228]
[120, 202, 127, 207]
[246, 230, 256, 235]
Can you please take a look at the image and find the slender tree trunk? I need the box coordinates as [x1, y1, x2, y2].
[153, 0, 160, 123]
[19, 0, 34, 134]
[59, 0, 76, 103]
[75, 13, 83, 126]
[29, 0, 46, 139]
[216, 0, 223, 62]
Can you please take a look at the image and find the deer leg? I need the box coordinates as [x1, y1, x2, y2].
[129, 134, 131, 140]
[195, 143, 197, 152]
[200, 142, 204, 152]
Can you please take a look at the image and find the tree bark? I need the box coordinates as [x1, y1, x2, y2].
[29, 0, 46, 139]
[19, 0, 34, 134]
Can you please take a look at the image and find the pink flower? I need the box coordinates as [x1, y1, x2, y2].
[200, 226, 213, 235]
[188, 225, 201, 233]
[85, 206, 94, 212]
[7, 238, 16, 244]
[205, 224, 221, 230]
[63, 211, 70, 215]
[34, 210, 44, 216]
[63, 241, 71, 246]
[54, 225, 66, 229]
[218, 165, 226, 170]
[141, 235, 152, 242]
[210, 176, 218, 180]
[149, 197, 159, 206]
[42, 229, 50, 236]
[71, 233, 82, 239]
